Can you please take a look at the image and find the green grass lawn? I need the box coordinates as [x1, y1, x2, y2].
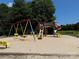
[58, 31, 79, 38]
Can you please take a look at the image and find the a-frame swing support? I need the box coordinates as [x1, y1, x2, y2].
[8, 19, 36, 40]
[28, 20, 36, 40]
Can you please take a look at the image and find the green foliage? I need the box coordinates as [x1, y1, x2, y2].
[61, 22, 79, 31]
[13, 0, 25, 7]
[0, 4, 9, 20]
[59, 22, 79, 37]
[0, 4, 10, 35]
[9, 0, 27, 23]
[0, 0, 78, 36]
[32, 0, 55, 22]
[58, 31, 79, 38]
[0, 0, 56, 35]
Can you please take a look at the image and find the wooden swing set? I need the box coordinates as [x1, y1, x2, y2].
[8, 19, 35, 40]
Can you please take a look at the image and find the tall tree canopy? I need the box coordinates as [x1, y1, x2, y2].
[32, 0, 55, 23]
[9, 0, 27, 23]
[61, 22, 79, 31]
[0, 4, 9, 35]
[13, 0, 25, 7]
[0, 0, 56, 35]
[8, 0, 56, 23]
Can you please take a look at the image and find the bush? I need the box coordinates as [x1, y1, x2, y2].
[58, 31, 79, 38]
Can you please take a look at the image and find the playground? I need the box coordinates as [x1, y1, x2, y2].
[0, 19, 78, 55]
[0, 0, 79, 59]
[0, 20, 79, 59]
[0, 35, 79, 55]
[0, 17, 78, 59]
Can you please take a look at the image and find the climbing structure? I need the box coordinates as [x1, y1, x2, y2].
[38, 22, 61, 38]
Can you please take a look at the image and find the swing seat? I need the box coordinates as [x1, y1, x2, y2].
[22, 35, 26, 38]
[14, 33, 18, 36]
[38, 37, 42, 39]
[38, 35, 42, 39]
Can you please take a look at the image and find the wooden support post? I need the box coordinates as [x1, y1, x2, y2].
[22, 20, 28, 37]
[28, 20, 36, 40]
[8, 24, 14, 36]
[14, 24, 19, 36]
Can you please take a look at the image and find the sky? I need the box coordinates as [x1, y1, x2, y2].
[0, 0, 79, 25]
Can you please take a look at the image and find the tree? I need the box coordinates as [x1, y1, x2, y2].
[61, 22, 79, 31]
[0, 4, 9, 20]
[0, 4, 9, 35]
[13, 0, 25, 8]
[9, 0, 30, 23]
[0, 0, 56, 35]
[31, 0, 55, 23]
